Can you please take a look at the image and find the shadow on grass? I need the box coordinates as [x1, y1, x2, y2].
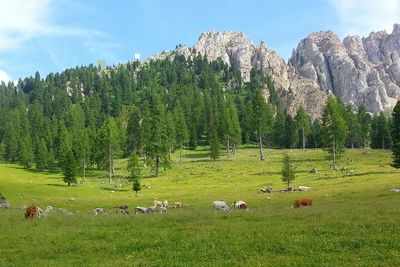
[46, 183, 71, 187]
[100, 187, 129, 192]
[8, 165, 60, 175]
[184, 152, 210, 159]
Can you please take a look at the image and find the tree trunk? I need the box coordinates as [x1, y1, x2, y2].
[232, 143, 237, 155]
[259, 134, 265, 161]
[382, 134, 385, 149]
[227, 137, 230, 158]
[155, 155, 160, 177]
[333, 138, 336, 170]
[83, 153, 86, 182]
[109, 142, 112, 184]
[179, 144, 183, 165]
[68, 182, 70, 186]
[302, 127, 305, 150]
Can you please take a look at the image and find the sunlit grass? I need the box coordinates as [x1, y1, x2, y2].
[1, 147, 399, 266]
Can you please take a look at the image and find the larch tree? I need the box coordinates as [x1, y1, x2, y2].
[295, 105, 311, 149]
[321, 96, 348, 170]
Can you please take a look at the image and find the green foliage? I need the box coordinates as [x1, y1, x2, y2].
[127, 152, 142, 181]
[295, 105, 311, 149]
[36, 139, 48, 171]
[18, 136, 34, 168]
[371, 112, 391, 149]
[391, 101, 400, 168]
[61, 149, 77, 186]
[132, 178, 141, 194]
[281, 153, 295, 188]
[321, 96, 348, 169]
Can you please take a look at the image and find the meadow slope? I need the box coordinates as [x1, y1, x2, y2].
[0, 148, 399, 266]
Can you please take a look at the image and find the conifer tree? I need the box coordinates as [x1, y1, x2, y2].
[36, 139, 48, 171]
[281, 153, 295, 190]
[127, 152, 142, 195]
[321, 96, 348, 170]
[62, 149, 77, 186]
[19, 136, 34, 168]
[357, 105, 371, 148]
[225, 96, 241, 156]
[391, 100, 400, 168]
[174, 104, 189, 164]
[295, 106, 311, 149]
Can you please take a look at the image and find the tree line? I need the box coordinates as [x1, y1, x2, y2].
[0, 53, 398, 184]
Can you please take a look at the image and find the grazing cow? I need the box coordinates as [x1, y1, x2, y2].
[116, 205, 129, 215]
[37, 207, 46, 218]
[24, 205, 37, 219]
[233, 200, 248, 210]
[390, 188, 400, 193]
[292, 198, 313, 208]
[135, 207, 155, 214]
[45, 206, 55, 213]
[158, 206, 167, 214]
[153, 200, 168, 208]
[212, 201, 231, 212]
[0, 202, 11, 209]
[173, 202, 182, 208]
[298, 186, 311, 191]
[93, 208, 106, 215]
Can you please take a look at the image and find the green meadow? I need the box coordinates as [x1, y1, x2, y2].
[1, 148, 400, 266]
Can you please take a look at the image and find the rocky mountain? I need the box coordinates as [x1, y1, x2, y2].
[175, 31, 326, 120]
[158, 25, 400, 117]
[290, 24, 400, 113]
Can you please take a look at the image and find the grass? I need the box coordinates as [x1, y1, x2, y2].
[0, 148, 400, 266]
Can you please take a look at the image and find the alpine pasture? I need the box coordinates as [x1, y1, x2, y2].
[1, 148, 400, 266]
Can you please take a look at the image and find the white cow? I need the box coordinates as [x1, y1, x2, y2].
[37, 207, 46, 218]
[212, 201, 231, 212]
[232, 200, 248, 210]
[135, 207, 156, 214]
[153, 200, 168, 208]
[45, 206, 55, 213]
[93, 208, 106, 215]
[298, 186, 311, 191]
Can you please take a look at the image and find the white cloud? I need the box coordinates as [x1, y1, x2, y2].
[330, 0, 400, 36]
[0, 70, 12, 83]
[0, 0, 111, 51]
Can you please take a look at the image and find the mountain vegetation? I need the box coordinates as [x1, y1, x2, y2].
[0, 54, 395, 177]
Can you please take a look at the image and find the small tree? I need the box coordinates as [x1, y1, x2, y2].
[132, 178, 141, 195]
[281, 153, 295, 190]
[62, 150, 77, 186]
[127, 152, 142, 194]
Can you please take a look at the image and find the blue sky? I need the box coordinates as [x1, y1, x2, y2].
[0, 0, 399, 82]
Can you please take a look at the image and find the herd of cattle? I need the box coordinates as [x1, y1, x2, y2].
[20, 197, 313, 220]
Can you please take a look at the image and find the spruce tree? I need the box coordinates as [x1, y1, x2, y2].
[62, 149, 77, 186]
[225, 96, 241, 156]
[36, 139, 48, 171]
[19, 137, 34, 168]
[174, 104, 189, 164]
[391, 100, 400, 168]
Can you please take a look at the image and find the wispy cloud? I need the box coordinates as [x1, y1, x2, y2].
[330, 0, 400, 36]
[0, 0, 114, 51]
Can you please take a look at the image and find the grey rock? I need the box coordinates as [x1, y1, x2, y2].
[290, 24, 400, 113]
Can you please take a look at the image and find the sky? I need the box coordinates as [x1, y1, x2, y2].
[0, 0, 399, 83]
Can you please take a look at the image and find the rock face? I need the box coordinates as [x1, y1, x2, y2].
[290, 24, 400, 113]
[189, 31, 326, 120]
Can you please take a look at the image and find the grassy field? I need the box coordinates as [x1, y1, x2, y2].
[1, 148, 400, 266]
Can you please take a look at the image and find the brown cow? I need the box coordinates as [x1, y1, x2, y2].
[292, 198, 313, 208]
[24, 205, 37, 219]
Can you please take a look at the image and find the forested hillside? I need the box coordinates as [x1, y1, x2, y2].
[0, 53, 392, 177]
